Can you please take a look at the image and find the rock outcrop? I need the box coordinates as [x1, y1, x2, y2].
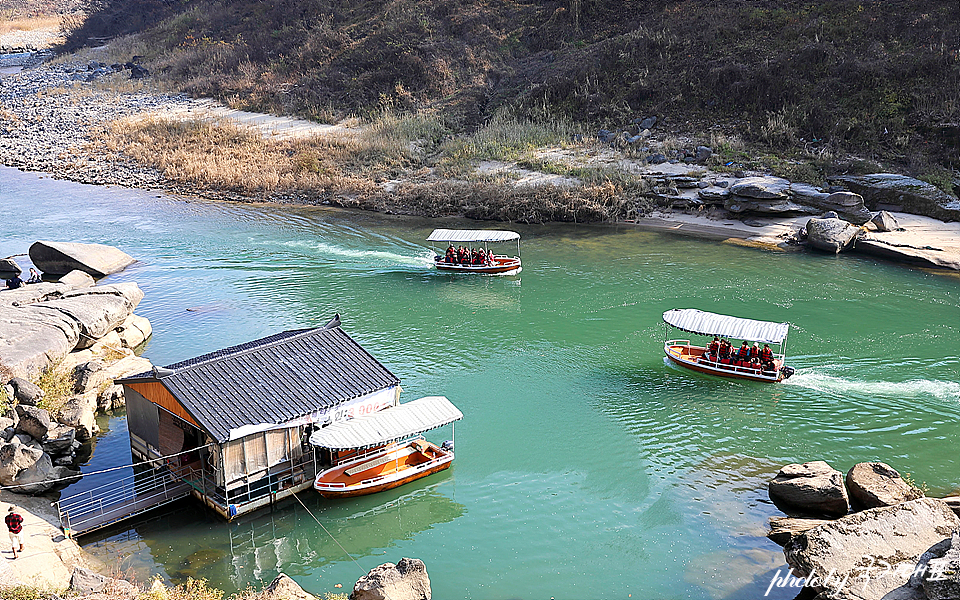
[806, 216, 862, 253]
[924, 532, 960, 600]
[767, 516, 832, 547]
[265, 573, 316, 600]
[768, 461, 849, 516]
[29, 240, 135, 277]
[351, 557, 431, 600]
[832, 174, 960, 222]
[70, 566, 139, 598]
[0, 281, 145, 379]
[0, 257, 21, 278]
[784, 498, 960, 600]
[846, 462, 924, 509]
[871, 210, 901, 232]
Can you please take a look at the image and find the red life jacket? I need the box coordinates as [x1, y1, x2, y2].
[761, 348, 773, 361]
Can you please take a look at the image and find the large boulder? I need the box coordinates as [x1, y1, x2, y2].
[784, 498, 960, 600]
[58, 270, 96, 288]
[806, 217, 862, 253]
[0, 257, 21, 278]
[8, 377, 43, 406]
[846, 462, 924, 509]
[29, 241, 135, 277]
[117, 314, 151, 349]
[0, 440, 44, 484]
[351, 558, 431, 600]
[8, 452, 70, 494]
[0, 302, 81, 379]
[265, 573, 316, 600]
[42, 424, 77, 455]
[924, 532, 960, 600]
[730, 176, 792, 200]
[767, 516, 833, 547]
[98, 384, 125, 412]
[819, 192, 874, 225]
[73, 360, 107, 394]
[14, 405, 52, 440]
[870, 210, 901, 232]
[58, 395, 99, 441]
[70, 567, 138, 598]
[769, 461, 849, 516]
[31, 283, 144, 349]
[832, 174, 960, 222]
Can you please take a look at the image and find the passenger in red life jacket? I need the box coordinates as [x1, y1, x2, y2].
[760, 344, 775, 370]
[708, 337, 720, 359]
[737, 341, 750, 362]
[750, 342, 760, 359]
[477, 248, 486, 265]
[444, 245, 455, 263]
[719, 339, 731, 359]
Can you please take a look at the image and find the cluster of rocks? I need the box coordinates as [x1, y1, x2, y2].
[60, 559, 431, 600]
[68, 60, 150, 83]
[1, 241, 152, 494]
[596, 116, 715, 165]
[767, 460, 960, 600]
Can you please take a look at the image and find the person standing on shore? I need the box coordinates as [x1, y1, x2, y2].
[5, 506, 24, 559]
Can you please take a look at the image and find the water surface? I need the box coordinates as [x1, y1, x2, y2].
[2, 167, 958, 599]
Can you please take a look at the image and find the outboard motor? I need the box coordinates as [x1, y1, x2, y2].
[780, 365, 795, 380]
[441, 440, 455, 452]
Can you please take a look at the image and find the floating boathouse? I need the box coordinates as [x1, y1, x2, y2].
[113, 314, 401, 521]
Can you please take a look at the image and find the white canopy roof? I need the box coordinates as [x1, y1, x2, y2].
[662, 309, 790, 344]
[309, 396, 462, 450]
[427, 229, 520, 243]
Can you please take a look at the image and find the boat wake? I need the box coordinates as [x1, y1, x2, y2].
[282, 240, 435, 268]
[785, 371, 960, 402]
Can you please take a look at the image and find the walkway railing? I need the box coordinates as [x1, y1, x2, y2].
[55, 466, 193, 536]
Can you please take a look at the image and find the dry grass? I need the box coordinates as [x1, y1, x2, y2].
[0, 15, 61, 35]
[99, 114, 379, 200]
[35, 365, 74, 414]
[98, 107, 652, 222]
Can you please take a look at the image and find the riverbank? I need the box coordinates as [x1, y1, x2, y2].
[3, 54, 960, 272]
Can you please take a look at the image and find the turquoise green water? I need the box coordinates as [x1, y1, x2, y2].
[3, 167, 959, 599]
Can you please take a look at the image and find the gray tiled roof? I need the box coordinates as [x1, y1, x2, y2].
[118, 318, 400, 442]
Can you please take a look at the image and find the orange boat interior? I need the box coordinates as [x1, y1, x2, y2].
[317, 440, 443, 486]
[667, 343, 782, 375]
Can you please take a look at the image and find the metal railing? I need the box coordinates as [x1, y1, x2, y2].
[55, 466, 193, 536]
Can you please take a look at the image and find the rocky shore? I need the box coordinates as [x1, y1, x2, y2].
[766, 460, 960, 600]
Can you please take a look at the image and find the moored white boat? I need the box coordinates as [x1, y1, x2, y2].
[310, 395, 462, 498]
[662, 309, 796, 383]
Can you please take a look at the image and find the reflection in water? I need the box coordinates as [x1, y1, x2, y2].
[83, 478, 464, 591]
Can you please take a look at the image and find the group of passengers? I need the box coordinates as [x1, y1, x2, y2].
[439, 245, 496, 267]
[701, 337, 776, 371]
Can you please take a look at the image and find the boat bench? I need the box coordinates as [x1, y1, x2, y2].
[344, 453, 398, 477]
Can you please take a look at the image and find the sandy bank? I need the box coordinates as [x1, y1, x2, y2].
[0, 491, 91, 590]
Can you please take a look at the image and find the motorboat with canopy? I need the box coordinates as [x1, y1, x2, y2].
[662, 308, 795, 382]
[427, 229, 522, 275]
[310, 395, 463, 497]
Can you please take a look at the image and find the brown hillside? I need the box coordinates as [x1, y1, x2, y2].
[61, 0, 960, 174]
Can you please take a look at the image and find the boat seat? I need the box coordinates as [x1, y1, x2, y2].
[344, 452, 400, 476]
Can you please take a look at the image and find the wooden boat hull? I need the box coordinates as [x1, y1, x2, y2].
[434, 256, 521, 275]
[664, 341, 790, 383]
[314, 439, 454, 498]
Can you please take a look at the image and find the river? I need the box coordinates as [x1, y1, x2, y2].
[2, 166, 959, 599]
